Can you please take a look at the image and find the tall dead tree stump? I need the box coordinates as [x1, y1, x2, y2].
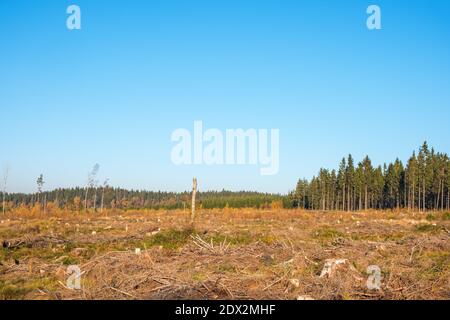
[190, 178, 197, 225]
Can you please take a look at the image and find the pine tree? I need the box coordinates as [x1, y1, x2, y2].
[406, 152, 418, 210]
[355, 164, 364, 210]
[337, 158, 346, 211]
[37, 174, 44, 208]
[417, 143, 429, 211]
[346, 155, 355, 211]
[372, 166, 384, 209]
[361, 156, 373, 210]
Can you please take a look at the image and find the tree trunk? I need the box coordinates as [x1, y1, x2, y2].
[407, 186, 411, 210]
[364, 186, 368, 210]
[84, 187, 89, 213]
[93, 189, 97, 212]
[418, 181, 421, 212]
[303, 194, 306, 209]
[347, 186, 351, 211]
[342, 184, 346, 211]
[359, 192, 362, 210]
[101, 188, 105, 213]
[434, 181, 441, 210]
[326, 189, 330, 211]
[404, 186, 407, 209]
[423, 181, 426, 211]
[447, 188, 450, 210]
[190, 178, 198, 225]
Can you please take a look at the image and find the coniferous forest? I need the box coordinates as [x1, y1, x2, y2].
[290, 142, 450, 211]
[2, 142, 449, 212]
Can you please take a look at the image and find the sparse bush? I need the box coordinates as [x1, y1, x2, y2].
[441, 212, 450, 220]
[415, 224, 441, 233]
[313, 227, 345, 240]
[0, 280, 31, 300]
[144, 228, 194, 249]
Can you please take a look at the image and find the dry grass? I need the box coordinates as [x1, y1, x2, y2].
[0, 208, 449, 300]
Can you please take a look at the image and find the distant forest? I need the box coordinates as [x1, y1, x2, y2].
[1, 142, 449, 212]
[3, 189, 287, 211]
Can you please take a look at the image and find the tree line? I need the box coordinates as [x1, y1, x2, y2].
[290, 142, 450, 211]
[2, 142, 449, 213]
[2, 187, 286, 211]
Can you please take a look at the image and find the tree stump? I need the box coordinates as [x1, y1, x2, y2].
[190, 178, 197, 225]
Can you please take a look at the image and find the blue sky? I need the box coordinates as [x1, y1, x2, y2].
[1, 0, 449, 194]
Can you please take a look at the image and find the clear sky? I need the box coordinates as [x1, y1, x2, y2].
[1, 0, 449, 194]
